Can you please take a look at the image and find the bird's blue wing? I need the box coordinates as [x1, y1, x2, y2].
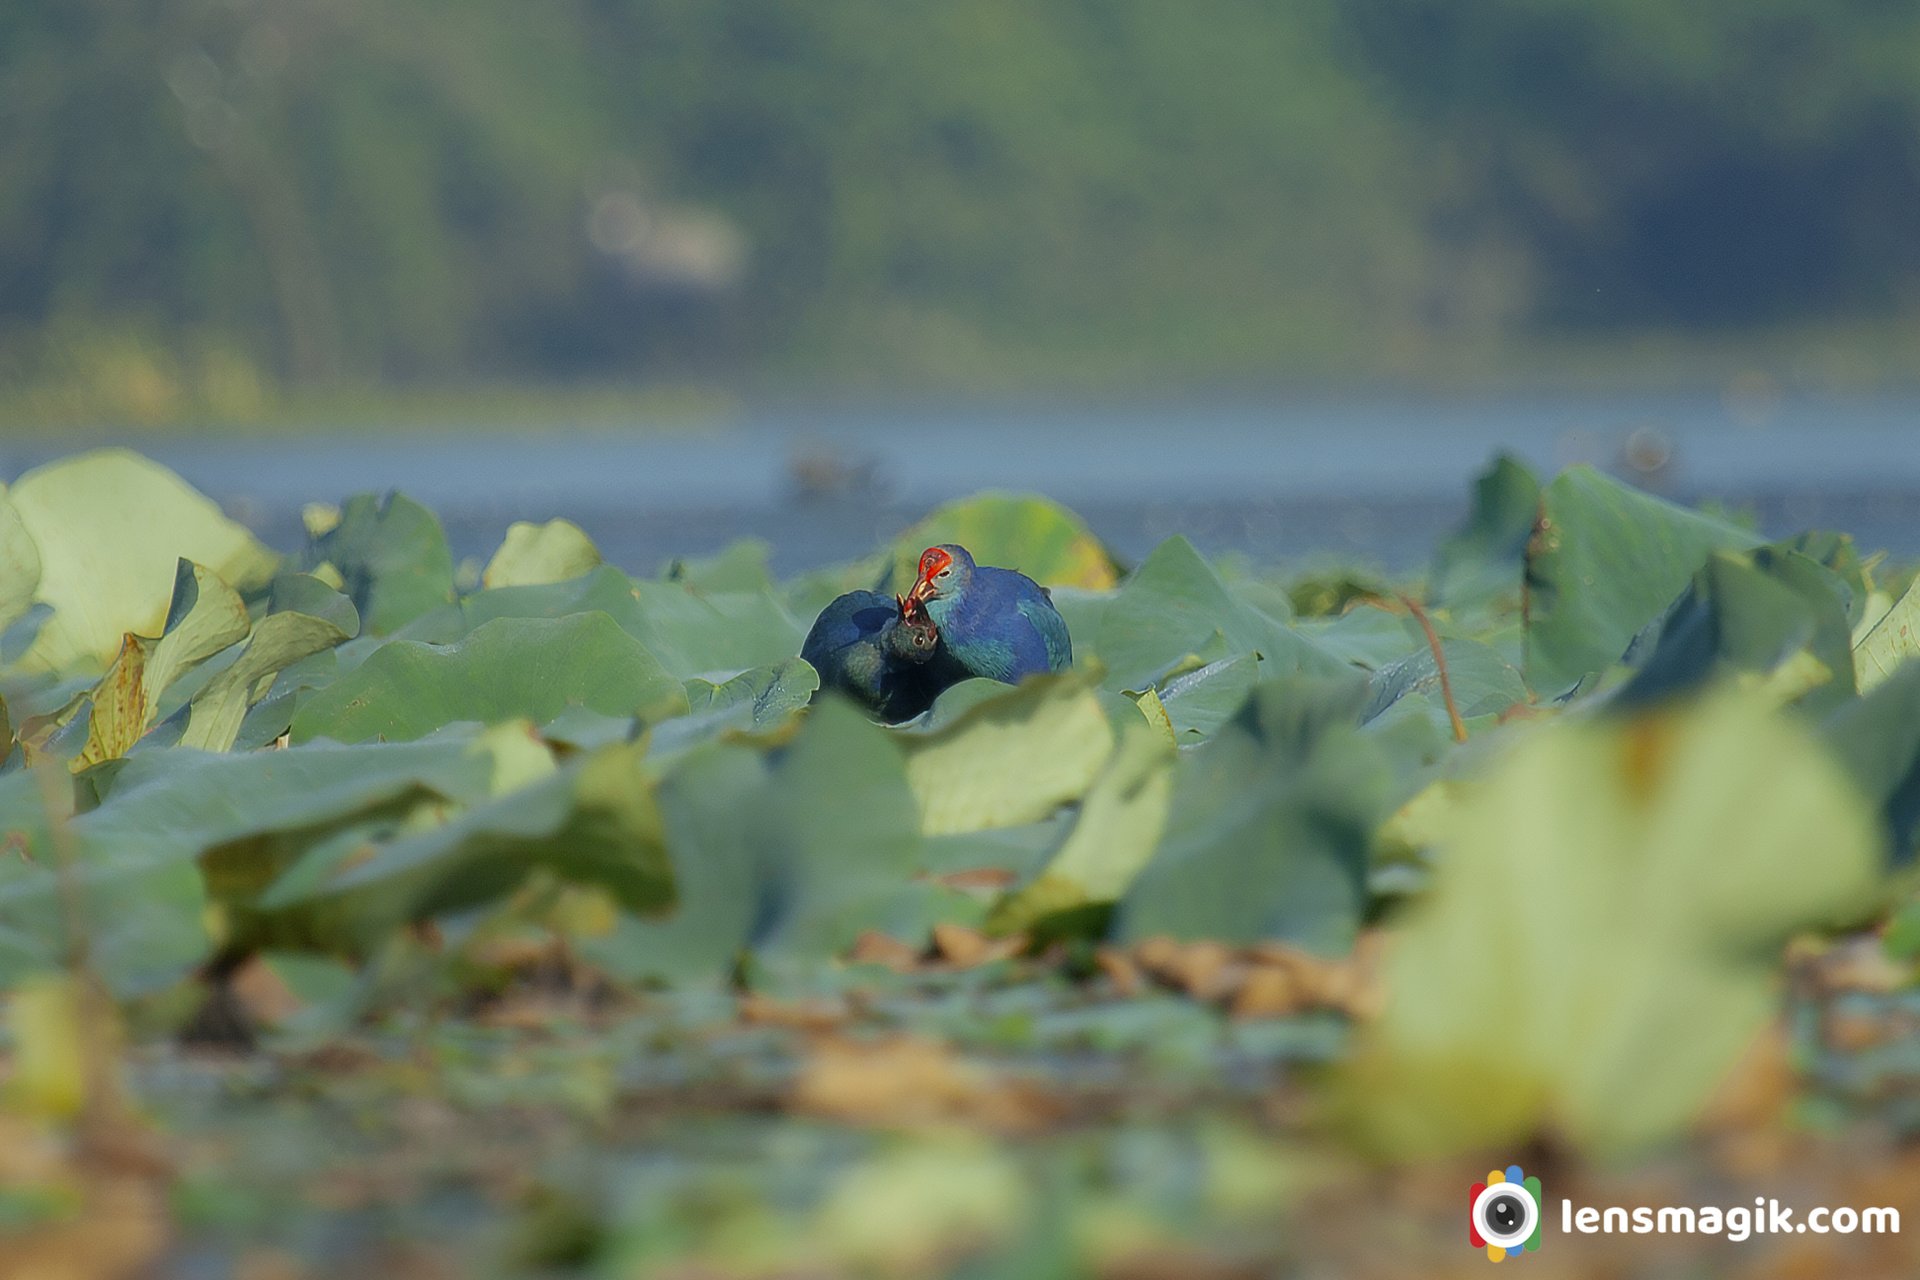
[800, 590, 896, 681]
[1016, 593, 1074, 671]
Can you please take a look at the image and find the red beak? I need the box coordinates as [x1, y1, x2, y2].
[906, 575, 937, 608]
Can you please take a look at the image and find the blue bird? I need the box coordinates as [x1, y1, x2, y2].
[800, 589, 945, 722]
[905, 544, 1072, 684]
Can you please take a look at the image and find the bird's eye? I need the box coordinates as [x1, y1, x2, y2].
[937, 568, 951, 580]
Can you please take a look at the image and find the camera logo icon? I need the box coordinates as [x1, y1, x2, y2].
[1470, 1164, 1543, 1261]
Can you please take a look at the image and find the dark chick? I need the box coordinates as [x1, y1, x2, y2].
[800, 589, 947, 722]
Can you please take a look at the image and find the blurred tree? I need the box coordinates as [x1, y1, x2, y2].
[2, 0, 1918, 418]
[1343, 0, 1920, 328]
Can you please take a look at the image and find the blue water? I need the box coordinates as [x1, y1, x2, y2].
[6, 391, 1916, 573]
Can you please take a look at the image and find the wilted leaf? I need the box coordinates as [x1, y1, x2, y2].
[71, 633, 153, 770]
[1127, 685, 1178, 746]
[483, 518, 603, 588]
[1854, 574, 1920, 694]
[72, 560, 253, 769]
[290, 612, 686, 745]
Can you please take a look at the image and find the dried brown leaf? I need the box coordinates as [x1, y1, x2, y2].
[736, 992, 850, 1033]
[849, 930, 923, 971]
[791, 1036, 1058, 1133]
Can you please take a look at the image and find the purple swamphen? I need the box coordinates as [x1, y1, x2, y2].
[800, 589, 945, 722]
[905, 544, 1073, 684]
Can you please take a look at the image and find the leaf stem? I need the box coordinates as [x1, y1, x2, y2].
[1400, 594, 1468, 743]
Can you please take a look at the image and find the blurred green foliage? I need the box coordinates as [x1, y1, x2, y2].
[4, 1, 1920, 421]
[4, 451, 1920, 1272]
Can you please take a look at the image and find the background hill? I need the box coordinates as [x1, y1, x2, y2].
[6, 1, 1920, 422]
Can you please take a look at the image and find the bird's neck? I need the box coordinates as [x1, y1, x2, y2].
[925, 586, 972, 630]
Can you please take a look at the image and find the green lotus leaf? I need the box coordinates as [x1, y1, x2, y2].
[1776, 529, 1871, 629]
[583, 700, 930, 983]
[268, 571, 363, 636]
[683, 658, 820, 731]
[6, 450, 277, 674]
[1363, 636, 1528, 733]
[397, 564, 804, 682]
[482, 518, 603, 588]
[283, 737, 673, 936]
[0, 767, 207, 999]
[182, 609, 358, 753]
[1429, 453, 1540, 607]
[622, 579, 806, 680]
[301, 491, 455, 635]
[986, 716, 1175, 936]
[1114, 673, 1392, 954]
[1613, 547, 1855, 715]
[664, 538, 777, 593]
[290, 612, 686, 745]
[0, 485, 43, 635]
[0, 735, 507, 994]
[1079, 536, 1348, 691]
[1152, 652, 1260, 741]
[1349, 689, 1884, 1156]
[1823, 661, 1920, 865]
[900, 672, 1116, 836]
[885, 492, 1117, 593]
[1524, 465, 1758, 696]
[1293, 606, 1426, 668]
